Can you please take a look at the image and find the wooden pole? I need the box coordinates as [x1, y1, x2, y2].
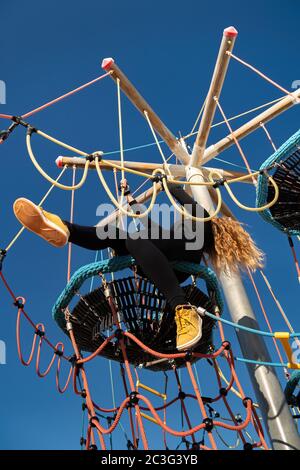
[56, 156, 253, 183]
[191, 26, 238, 167]
[56, 156, 185, 177]
[202, 87, 300, 164]
[101, 58, 190, 165]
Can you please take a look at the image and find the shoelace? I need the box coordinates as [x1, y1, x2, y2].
[176, 311, 194, 336]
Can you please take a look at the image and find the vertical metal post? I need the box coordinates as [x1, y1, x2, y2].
[220, 270, 300, 450]
[100, 28, 300, 447]
[186, 167, 300, 450]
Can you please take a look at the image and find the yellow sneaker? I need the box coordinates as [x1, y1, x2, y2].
[13, 198, 69, 247]
[175, 305, 203, 351]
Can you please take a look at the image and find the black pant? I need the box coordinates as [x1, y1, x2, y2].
[64, 185, 213, 312]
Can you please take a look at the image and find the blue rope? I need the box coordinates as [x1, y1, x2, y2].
[104, 143, 251, 172]
[52, 255, 224, 330]
[53, 255, 300, 344]
[205, 311, 273, 337]
[205, 311, 300, 338]
[256, 128, 300, 235]
[103, 140, 164, 156]
[235, 357, 287, 368]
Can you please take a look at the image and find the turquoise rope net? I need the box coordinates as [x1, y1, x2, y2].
[52, 255, 223, 330]
[256, 128, 300, 235]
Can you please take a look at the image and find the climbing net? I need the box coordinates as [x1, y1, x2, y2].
[1, 32, 300, 450]
[0, 267, 268, 450]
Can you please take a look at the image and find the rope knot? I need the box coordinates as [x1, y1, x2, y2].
[213, 177, 226, 188]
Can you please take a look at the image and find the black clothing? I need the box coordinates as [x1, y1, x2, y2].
[64, 185, 214, 312]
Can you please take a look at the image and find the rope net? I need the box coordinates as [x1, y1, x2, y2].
[1, 44, 300, 450]
[0, 268, 268, 450]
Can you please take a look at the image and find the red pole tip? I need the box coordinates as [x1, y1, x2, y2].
[55, 156, 63, 168]
[223, 26, 238, 38]
[102, 58, 115, 70]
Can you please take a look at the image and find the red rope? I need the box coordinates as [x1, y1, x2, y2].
[174, 368, 197, 445]
[1, 268, 269, 449]
[0, 113, 13, 120]
[21, 71, 112, 119]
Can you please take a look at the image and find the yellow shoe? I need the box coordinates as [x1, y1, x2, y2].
[13, 198, 69, 247]
[175, 305, 203, 351]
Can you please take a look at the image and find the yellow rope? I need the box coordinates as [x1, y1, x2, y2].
[215, 361, 259, 408]
[112, 167, 123, 229]
[37, 123, 170, 180]
[162, 170, 222, 222]
[167, 168, 259, 186]
[95, 163, 278, 220]
[26, 132, 90, 190]
[144, 111, 172, 175]
[116, 78, 125, 182]
[223, 176, 279, 212]
[37, 129, 88, 156]
[25, 122, 279, 215]
[166, 169, 279, 213]
[95, 156, 158, 218]
[28, 128, 280, 215]
[101, 152, 176, 224]
[5, 165, 68, 252]
[102, 159, 279, 213]
[201, 98, 279, 211]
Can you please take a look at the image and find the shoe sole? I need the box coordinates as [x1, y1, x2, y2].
[176, 316, 203, 351]
[13, 198, 68, 247]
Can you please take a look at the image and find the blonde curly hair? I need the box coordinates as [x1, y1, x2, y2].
[206, 217, 264, 275]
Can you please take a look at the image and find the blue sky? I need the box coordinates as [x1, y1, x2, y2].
[0, 0, 300, 450]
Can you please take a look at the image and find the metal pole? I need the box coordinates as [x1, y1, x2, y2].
[219, 270, 300, 450]
[99, 36, 300, 447]
[186, 166, 300, 450]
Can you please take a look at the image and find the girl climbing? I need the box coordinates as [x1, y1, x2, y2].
[13, 183, 263, 351]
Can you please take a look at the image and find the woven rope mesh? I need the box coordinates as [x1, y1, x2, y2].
[267, 149, 300, 231]
[68, 276, 218, 371]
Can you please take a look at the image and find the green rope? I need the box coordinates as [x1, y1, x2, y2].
[52, 255, 223, 330]
[256, 127, 300, 235]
